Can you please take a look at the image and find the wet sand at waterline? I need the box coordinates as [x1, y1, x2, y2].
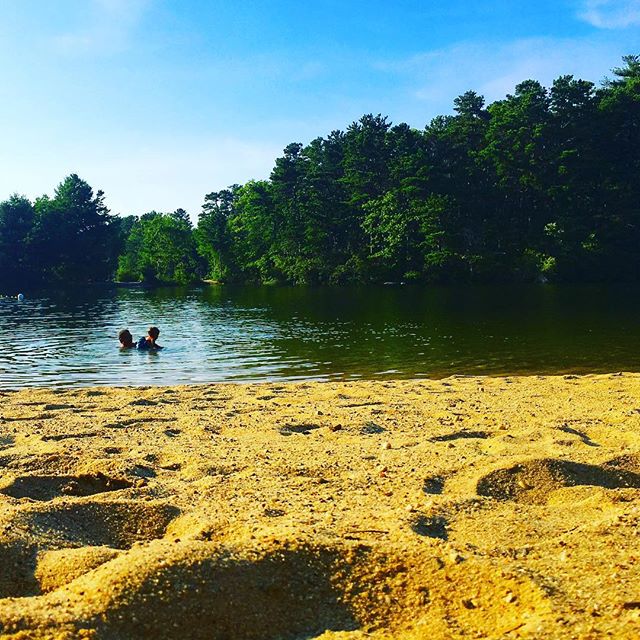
[0, 375, 638, 639]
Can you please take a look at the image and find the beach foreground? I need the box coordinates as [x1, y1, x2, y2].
[0, 375, 638, 639]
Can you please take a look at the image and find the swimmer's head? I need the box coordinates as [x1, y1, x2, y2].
[148, 326, 160, 340]
[118, 328, 134, 347]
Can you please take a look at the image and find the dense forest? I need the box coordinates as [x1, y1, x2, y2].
[1, 56, 639, 290]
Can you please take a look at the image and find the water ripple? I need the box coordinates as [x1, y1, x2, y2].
[0, 284, 639, 388]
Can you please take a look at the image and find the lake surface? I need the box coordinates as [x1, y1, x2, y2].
[1, 284, 639, 388]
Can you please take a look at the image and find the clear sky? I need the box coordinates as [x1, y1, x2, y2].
[1, 0, 639, 218]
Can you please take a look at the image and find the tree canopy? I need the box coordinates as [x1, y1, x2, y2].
[1, 56, 639, 291]
[190, 56, 640, 285]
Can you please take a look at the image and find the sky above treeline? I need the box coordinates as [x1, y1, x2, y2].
[1, 0, 639, 218]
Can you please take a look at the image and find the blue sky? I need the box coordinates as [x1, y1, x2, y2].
[0, 0, 639, 218]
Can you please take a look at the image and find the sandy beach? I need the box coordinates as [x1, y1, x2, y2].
[0, 374, 638, 639]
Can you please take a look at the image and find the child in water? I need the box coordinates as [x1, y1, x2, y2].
[118, 329, 135, 349]
[137, 326, 163, 350]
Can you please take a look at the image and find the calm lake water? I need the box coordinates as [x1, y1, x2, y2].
[1, 284, 639, 388]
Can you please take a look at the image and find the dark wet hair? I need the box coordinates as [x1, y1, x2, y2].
[148, 326, 160, 339]
[118, 329, 133, 344]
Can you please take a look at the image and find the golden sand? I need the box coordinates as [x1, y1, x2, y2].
[0, 374, 638, 639]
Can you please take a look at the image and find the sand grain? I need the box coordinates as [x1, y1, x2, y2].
[0, 375, 638, 638]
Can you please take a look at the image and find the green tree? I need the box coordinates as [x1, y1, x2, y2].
[481, 81, 553, 275]
[116, 211, 201, 284]
[593, 55, 640, 280]
[195, 187, 238, 280]
[31, 174, 116, 283]
[0, 195, 36, 290]
[543, 75, 600, 279]
[6, 55, 640, 288]
[227, 181, 278, 282]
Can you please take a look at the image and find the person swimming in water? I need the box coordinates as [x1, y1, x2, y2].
[137, 326, 163, 350]
[118, 329, 135, 349]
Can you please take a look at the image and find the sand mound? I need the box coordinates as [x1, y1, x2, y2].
[0, 375, 638, 638]
[476, 457, 640, 504]
[0, 538, 553, 640]
[35, 546, 120, 593]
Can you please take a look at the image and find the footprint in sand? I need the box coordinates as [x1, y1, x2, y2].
[71, 543, 357, 639]
[41, 431, 99, 442]
[6, 500, 180, 550]
[0, 435, 15, 450]
[476, 457, 640, 504]
[422, 475, 445, 495]
[411, 514, 448, 540]
[430, 430, 490, 442]
[0, 501, 180, 598]
[104, 447, 123, 455]
[556, 424, 599, 447]
[279, 424, 321, 436]
[360, 422, 386, 435]
[0, 473, 134, 501]
[128, 399, 158, 407]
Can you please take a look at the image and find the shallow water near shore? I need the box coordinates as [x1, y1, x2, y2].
[1, 284, 640, 388]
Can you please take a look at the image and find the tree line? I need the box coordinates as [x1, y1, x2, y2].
[1, 55, 639, 290]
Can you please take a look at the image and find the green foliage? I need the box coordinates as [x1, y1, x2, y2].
[116, 211, 201, 284]
[3, 56, 640, 290]
[195, 188, 238, 281]
[0, 194, 36, 288]
[35, 175, 116, 283]
[0, 175, 119, 290]
[188, 57, 640, 285]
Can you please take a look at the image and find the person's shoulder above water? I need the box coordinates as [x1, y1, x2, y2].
[138, 326, 163, 350]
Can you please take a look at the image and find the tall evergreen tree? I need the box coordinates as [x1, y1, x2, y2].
[31, 174, 115, 283]
[0, 195, 36, 289]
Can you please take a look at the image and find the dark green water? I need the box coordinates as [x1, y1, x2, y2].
[1, 285, 639, 388]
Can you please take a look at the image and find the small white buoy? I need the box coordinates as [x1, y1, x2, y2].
[17, 293, 25, 301]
